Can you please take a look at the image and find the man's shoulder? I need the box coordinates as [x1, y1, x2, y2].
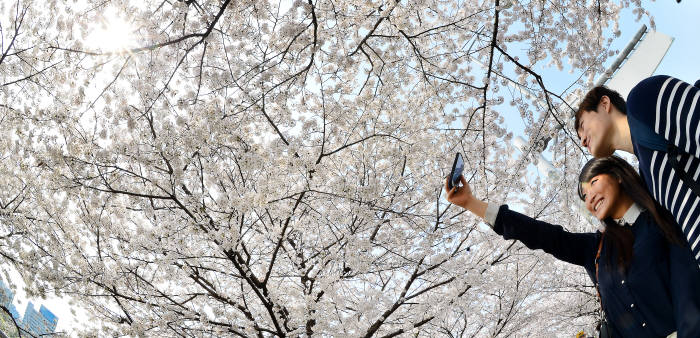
[627, 75, 676, 103]
[626, 75, 676, 120]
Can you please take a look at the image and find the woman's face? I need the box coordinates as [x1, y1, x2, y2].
[580, 173, 626, 220]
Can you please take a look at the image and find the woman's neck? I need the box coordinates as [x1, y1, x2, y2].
[611, 194, 635, 219]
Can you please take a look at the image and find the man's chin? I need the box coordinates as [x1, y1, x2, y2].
[592, 147, 614, 158]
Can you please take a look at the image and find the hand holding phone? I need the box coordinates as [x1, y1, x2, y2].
[444, 155, 485, 217]
[448, 153, 464, 190]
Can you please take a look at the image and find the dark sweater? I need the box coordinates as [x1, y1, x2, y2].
[492, 205, 700, 337]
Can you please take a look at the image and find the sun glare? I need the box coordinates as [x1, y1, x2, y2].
[87, 11, 136, 52]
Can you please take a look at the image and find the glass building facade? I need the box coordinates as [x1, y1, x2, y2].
[0, 280, 20, 320]
[0, 280, 58, 337]
[22, 302, 58, 337]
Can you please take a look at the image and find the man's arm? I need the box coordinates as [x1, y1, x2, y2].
[669, 242, 700, 337]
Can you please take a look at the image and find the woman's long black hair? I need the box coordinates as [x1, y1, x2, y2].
[578, 156, 683, 271]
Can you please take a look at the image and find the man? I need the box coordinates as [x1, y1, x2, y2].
[576, 75, 700, 267]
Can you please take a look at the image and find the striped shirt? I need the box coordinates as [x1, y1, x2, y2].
[627, 75, 700, 268]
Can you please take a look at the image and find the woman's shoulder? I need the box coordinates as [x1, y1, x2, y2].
[631, 210, 670, 245]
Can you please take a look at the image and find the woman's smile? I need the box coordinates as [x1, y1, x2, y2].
[594, 198, 604, 212]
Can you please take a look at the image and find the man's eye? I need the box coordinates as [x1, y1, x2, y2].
[582, 193, 587, 200]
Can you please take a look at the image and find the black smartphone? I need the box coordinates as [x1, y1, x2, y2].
[448, 153, 464, 190]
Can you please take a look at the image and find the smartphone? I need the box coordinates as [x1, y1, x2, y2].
[448, 153, 464, 190]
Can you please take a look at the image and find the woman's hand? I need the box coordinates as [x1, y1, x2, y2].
[445, 175, 487, 219]
[444, 175, 474, 209]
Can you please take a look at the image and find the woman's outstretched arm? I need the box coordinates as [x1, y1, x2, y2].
[444, 175, 599, 269]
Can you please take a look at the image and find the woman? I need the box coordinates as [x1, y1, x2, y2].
[445, 156, 700, 337]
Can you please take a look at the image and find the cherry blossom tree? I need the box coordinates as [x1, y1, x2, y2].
[0, 0, 646, 336]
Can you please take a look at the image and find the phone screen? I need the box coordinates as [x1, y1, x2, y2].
[449, 153, 464, 189]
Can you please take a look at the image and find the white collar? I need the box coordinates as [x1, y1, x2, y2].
[613, 203, 643, 226]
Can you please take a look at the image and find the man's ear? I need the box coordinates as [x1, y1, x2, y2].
[598, 95, 611, 114]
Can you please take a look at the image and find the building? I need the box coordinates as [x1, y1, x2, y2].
[0, 280, 59, 337]
[0, 280, 20, 320]
[0, 280, 22, 337]
[21, 302, 58, 337]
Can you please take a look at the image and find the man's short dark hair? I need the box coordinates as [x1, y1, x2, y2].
[574, 86, 627, 132]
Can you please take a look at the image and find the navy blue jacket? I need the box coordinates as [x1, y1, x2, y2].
[627, 76, 700, 268]
[492, 205, 700, 337]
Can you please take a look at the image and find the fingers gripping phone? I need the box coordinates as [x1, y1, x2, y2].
[448, 153, 464, 190]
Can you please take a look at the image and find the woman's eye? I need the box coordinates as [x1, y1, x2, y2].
[591, 179, 598, 185]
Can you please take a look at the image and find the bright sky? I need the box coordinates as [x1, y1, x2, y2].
[2, 1, 699, 335]
[498, 0, 700, 203]
[641, 1, 700, 82]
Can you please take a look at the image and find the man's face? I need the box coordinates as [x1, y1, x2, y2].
[577, 102, 615, 157]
